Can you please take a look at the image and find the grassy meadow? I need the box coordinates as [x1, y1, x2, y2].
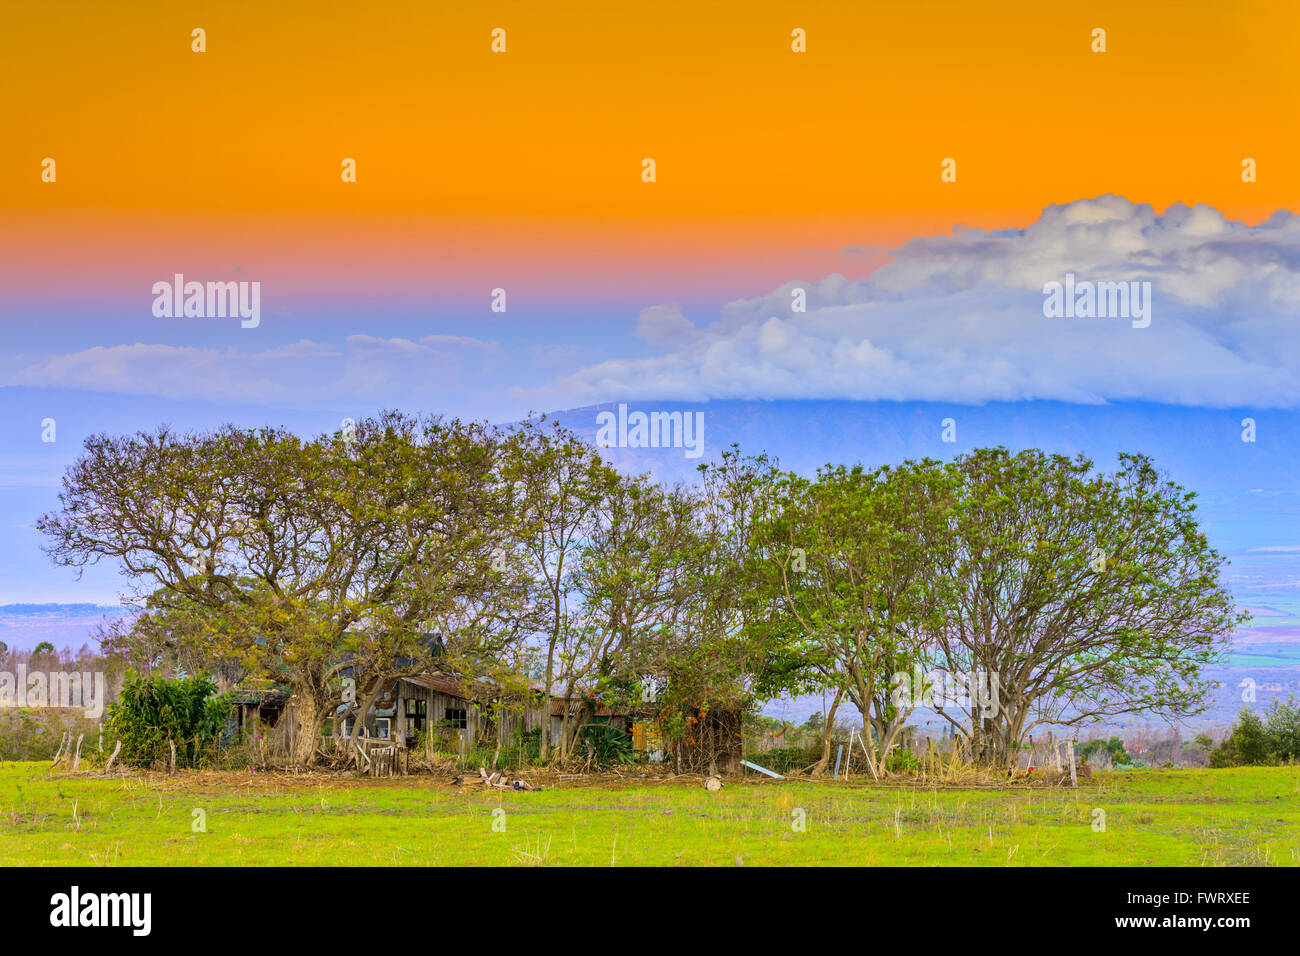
[0, 762, 1296, 867]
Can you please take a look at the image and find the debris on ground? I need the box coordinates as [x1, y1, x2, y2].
[448, 767, 543, 791]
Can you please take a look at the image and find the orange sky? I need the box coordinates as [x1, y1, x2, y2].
[2, 0, 1296, 301]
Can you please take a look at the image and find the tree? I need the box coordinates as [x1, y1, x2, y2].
[930, 449, 1245, 767]
[653, 448, 787, 774]
[1265, 696, 1300, 761]
[1210, 709, 1273, 767]
[1210, 697, 1300, 766]
[1079, 735, 1130, 766]
[502, 417, 615, 762]
[99, 591, 249, 689]
[556, 473, 698, 758]
[38, 412, 510, 766]
[756, 458, 955, 773]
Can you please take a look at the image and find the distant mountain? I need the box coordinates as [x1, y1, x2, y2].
[0, 603, 119, 617]
[0, 603, 124, 652]
[538, 398, 1296, 493]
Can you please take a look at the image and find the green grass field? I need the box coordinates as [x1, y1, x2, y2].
[0, 762, 1296, 866]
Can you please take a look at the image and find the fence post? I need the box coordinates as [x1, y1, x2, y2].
[104, 740, 121, 773]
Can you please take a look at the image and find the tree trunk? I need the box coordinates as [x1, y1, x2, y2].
[290, 694, 327, 767]
[539, 641, 556, 762]
[563, 705, 593, 760]
[348, 683, 383, 755]
[809, 689, 844, 777]
[559, 701, 571, 761]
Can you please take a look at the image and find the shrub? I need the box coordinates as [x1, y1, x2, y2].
[747, 744, 821, 774]
[0, 710, 101, 761]
[1211, 708, 1272, 766]
[1264, 696, 1300, 761]
[885, 747, 922, 774]
[578, 723, 635, 766]
[104, 673, 233, 768]
[1079, 736, 1131, 766]
[1211, 698, 1300, 767]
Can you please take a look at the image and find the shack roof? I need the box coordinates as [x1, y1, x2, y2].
[397, 672, 472, 698]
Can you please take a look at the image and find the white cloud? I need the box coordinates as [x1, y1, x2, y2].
[8, 197, 1300, 413]
[635, 304, 700, 348]
[1, 334, 500, 408]
[555, 196, 1300, 407]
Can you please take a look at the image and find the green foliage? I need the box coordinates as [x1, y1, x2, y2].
[1210, 698, 1300, 767]
[517, 728, 542, 762]
[1265, 697, 1300, 761]
[39, 412, 1244, 773]
[0, 711, 99, 761]
[578, 723, 635, 766]
[747, 744, 821, 774]
[104, 673, 233, 768]
[885, 747, 923, 774]
[1079, 736, 1131, 765]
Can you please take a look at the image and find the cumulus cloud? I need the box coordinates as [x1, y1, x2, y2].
[557, 196, 1300, 408]
[9, 197, 1300, 413]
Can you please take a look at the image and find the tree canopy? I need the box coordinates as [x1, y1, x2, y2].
[40, 417, 1243, 770]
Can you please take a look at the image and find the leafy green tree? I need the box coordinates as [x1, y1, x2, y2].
[1265, 696, 1300, 760]
[1212, 697, 1300, 766]
[501, 417, 618, 761]
[930, 449, 1243, 767]
[1078, 736, 1129, 765]
[754, 458, 955, 773]
[562, 474, 700, 757]
[1210, 708, 1274, 767]
[99, 590, 249, 689]
[658, 449, 788, 773]
[40, 412, 511, 766]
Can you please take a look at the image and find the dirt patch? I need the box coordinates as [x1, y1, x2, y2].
[44, 763, 1093, 795]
